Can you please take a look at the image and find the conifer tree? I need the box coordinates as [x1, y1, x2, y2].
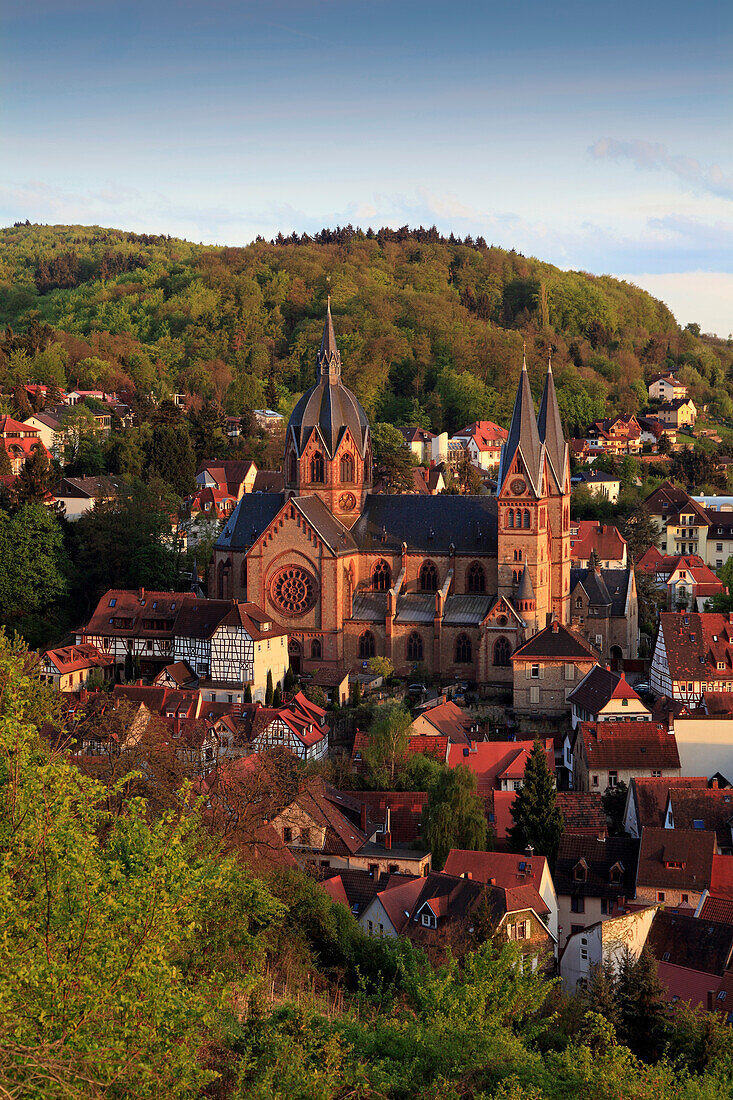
[272, 684, 282, 707]
[283, 665, 295, 694]
[243, 683, 252, 704]
[617, 946, 669, 1062]
[508, 740, 564, 867]
[265, 669, 274, 707]
[351, 678, 361, 706]
[0, 446, 11, 476]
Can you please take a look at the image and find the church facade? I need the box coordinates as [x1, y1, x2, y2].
[211, 302, 571, 685]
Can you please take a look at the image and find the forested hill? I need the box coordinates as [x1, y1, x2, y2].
[1, 222, 732, 431]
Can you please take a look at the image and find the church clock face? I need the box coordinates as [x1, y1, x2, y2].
[339, 491, 356, 510]
[511, 478, 527, 495]
[270, 566, 317, 616]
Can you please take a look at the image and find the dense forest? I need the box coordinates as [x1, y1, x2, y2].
[2, 222, 733, 434]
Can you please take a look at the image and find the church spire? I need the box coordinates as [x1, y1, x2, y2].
[537, 355, 568, 491]
[317, 296, 341, 381]
[498, 354, 543, 494]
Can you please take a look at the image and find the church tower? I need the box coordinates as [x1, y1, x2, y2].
[284, 299, 372, 527]
[496, 356, 551, 626]
[537, 358, 571, 624]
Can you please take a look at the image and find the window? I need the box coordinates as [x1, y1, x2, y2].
[367, 920, 373, 934]
[108, 597, 116, 607]
[657, 891, 665, 903]
[522, 509, 530, 529]
[283, 827, 293, 842]
[571, 924, 584, 935]
[592, 775, 599, 787]
[372, 559, 391, 591]
[455, 634, 472, 663]
[571, 897, 585, 913]
[421, 911, 437, 928]
[419, 561, 438, 592]
[530, 664, 540, 679]
[358, 631, 376, 660]
[580, 938, 588, 962]
[575, 597, 582, 609]
[340, 453, 354, 483]
[573, 861, 587, 883]
[601, 899, 610, 915]
[311, 639, 322, 659]
[493, 636, 511, 667]
[288, 451, 297, 483]
[310, 452, 325, 483]
[407, 632, 423, 662]
[516, 920, 528, 940]
[652, 770, 661, 778]
[681, 893, 689, 903]
[608, 771, 618, 788]
[565, 663, 574, 681]
[507, 510, 514, 529]
[467, 562, 486, 593]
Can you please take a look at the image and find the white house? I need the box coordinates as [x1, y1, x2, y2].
[561, 907, 658, 990]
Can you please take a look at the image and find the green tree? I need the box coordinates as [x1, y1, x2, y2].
[371, 422, 415, 493]
[617, 947, 669, 1062]
[423, 765, 488, 869]
[265, 669, 274, 707]
[272, 683, 282, 706]
[365, 701, 412, 787]
[0, 447, 11, 476]
[0, 504, 66, 630]
[602, 780, 628, 835]
[244, 683, 253, 704]
[618, 505, 660, 561]
[351, 678, 361, 706]
[507, 741, 564, 867]
[147, 423, 196, 496]
[367, 655, 394, 680]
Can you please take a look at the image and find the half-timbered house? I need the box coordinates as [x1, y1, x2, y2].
[78, 588, 196, 675]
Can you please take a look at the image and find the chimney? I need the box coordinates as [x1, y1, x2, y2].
[384, 831, 392, 850]
[488, 876, 495, 885]
[360, 804, 367, 832]
[552, 621, 559, 633]
[525, 845, 534, 857]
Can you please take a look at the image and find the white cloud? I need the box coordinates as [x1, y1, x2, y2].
[617, 271, 733, 337]
[589, 138, 733, 201]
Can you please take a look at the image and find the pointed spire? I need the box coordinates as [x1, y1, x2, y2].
[537, 354, 567, 491]
[517, 563, 535, 603]
[317, 295, 341, 379]
[498, 355, 543, 493]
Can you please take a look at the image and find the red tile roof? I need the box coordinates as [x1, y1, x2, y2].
[579, 721, 680, 770]
[667, 788, 733, 849]
[700, 895, 733, 923]
[447, 739, 554, 797]
[659, 611, 733, 683]
[569, 522, 627, 564]
[630, 777, 709, 830]
[443, 849, 548, 895]
[710, 854, 733, 899]
[321, 875, 350, 908]
[637, 827, 715, 891]
[555, 791, 607, 835]
[84, 588, 195, 638]
[490, 790, 517, 839]
[43, 643, 113, 674]
[416, 699, 473, 744]
[346, 790, 428, 844]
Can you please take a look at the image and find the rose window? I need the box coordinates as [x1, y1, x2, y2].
[270, 566, 317, 615]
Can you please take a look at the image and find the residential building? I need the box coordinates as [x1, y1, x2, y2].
[569, 565, 639, 661]
[78, 588, 196, 674]
[698, 507, 733, 571]
[572, 720, 680, 793]
[663, 787, 733, 854]
[253, 408, 284, 431]
[635, 826, 715, 909]
[410, 697, 477, 745]
[649, 373, 688, 402]
[511, 621, 598, 718]
[446, 738, 555, 796]
[656, 397, 697, 429]
[247, 691, 329, 761]
[346, 791, 428, 846]
[585, 414, 642, 456]
[573, 470, 620, 502]
[561, 906, 658, 991]
[40, 643, 114, 691]
[0, 415, 50, 473]
[647, 909, 733, 1011]
[666, 556, 726, 611]
[554, 834, 640, 949]
[443, 849, 559, 942]
[569, 522, 628, 569]
[53, 475, 123, 520]
[623, 776, 709, 838]
[672, 713, 733, 786]
[568, 667, 650, 729]
[650, 611, 733, 705]
[398, 425, 436, 464]
[451, 420, 509, 471]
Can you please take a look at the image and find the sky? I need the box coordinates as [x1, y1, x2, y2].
[2, 0, 732, 334]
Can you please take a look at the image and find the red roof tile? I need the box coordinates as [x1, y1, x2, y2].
[447, 739, 554, 797]
[443, 849, 548, 895]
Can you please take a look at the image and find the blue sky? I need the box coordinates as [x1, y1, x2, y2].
[2, 0, 732, 333]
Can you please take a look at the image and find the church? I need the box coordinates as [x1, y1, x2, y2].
[211, 302, 571, 685]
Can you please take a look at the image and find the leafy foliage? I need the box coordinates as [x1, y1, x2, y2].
[424, 764, 488, 869]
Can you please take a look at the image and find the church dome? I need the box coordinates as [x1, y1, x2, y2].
[287, 300, 370, 459]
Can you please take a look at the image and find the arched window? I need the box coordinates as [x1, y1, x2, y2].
[522, 509, 530, 529]
[512, 569, 521, 584]
[507, 509, 514, 529]
[406, 632, 423, 662]
[455, 634, 472, 663]
[493, 636, 512, 667]
[358, 631, 376, 659]
[372, 559, 391, 591]
[310, 452, 325, 483]
[419, 561, 438, 592]
[311, 639, 322, 659]
[240, 557, 247, 591]
[513, 549, 522, 561]
[340, 453, 354, 483]
[575, 596, 582, 609]
[467, 562, 485, 593]
[288, 451, 298, 484]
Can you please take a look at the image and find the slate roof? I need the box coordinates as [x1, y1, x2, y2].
[498, 359, 543, 495]
[408, 871, 486, 936]
[567, 667, 643, 713]
[555, 791, 607, 835]
[55, 475, 123, 499]
[215, 492, 285, 551]
[511, 621, 598, 661]
[320, 868, 399, 913]
[629, 777, 709, 831]
[441, 594, 494, 625]
[537, 363, 567, 492]
[554, 835, 640, 899]
[294, 495, 357, 553]
[350, 590, 388, 621]
[637, 827, 716, 891]
[647, 910, 733, 975]
[394, 593, 436, 624]
[351, 494, 498, 555]
[570, 567, 631, 616]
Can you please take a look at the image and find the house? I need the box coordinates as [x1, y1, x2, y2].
[398, 426, 436, 464]
[111, 683, 202, 720]
[699, 508, 733, 571]
[271, 777, 431, 876]
[672, 713, 733, 786]
[586, 414, 642, 456]
[650, 611, 733, 705]
[635, 826, 715, 909]
[0, 415, 50, 473]
[446, 738, 555, 796]
[511, 621, 598, 718]
[78, 588, 196, 675]
[451, 421, 509, 471]
[659, 499, 711, 561]
[410, 697, 476, 745]
[572, 720, 680, 794]
[554, 834, 640, 949]
[357, 875, 428, 938]
[40, 643, 114, 691]
[573, 470, 621, 503]
[412, 466, 446, 495]
[623, 776, 709, 838]
[656, 397, 697, 429]
[195, 459, 257, 495]
[23, 410, 65, 456]
[561, 906, 658, 991]
[649, 373, 687, 402]
[646, 909, 733, 1011]
[345, 791, 428, 846]
[53, 475, 123, 520]
[569, 566, 639, 661]
[253, 408, 284, 431]
[247, 690, 330, 761]
[319, 868, 415, 919]
[443, 848, 559, 942]
[567, 667, 650, 729]
[663, 787, 733, 854]
[173, 598, 288, 703]
[666, 556, 726, 611]
[569, 522, 628, 569]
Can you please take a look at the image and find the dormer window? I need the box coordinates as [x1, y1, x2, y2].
[609, 862, 624, 885]
[108, 597, 116, 607]
[420, 910, 437, 928]
[573, 859, 588, 883]
[664, 859, 684, 869]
